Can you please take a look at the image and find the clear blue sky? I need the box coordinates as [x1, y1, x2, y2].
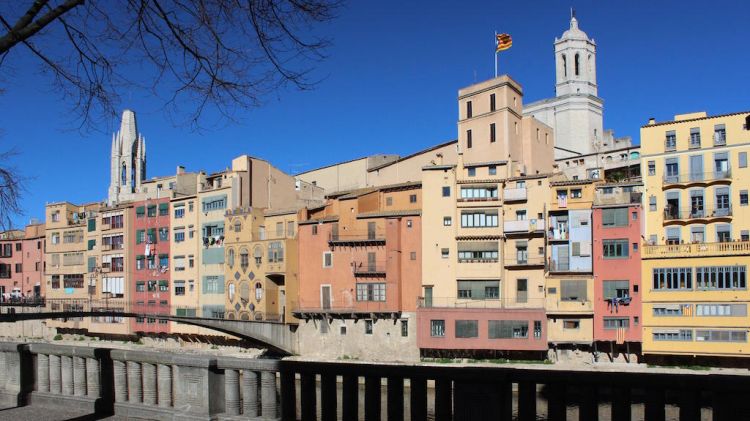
[2, 0, 749, 228]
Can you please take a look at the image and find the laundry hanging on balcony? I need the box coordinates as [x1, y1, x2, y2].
[607, 296, 631, 311]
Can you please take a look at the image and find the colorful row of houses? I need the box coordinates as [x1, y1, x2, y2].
[1, 16, 749, 365]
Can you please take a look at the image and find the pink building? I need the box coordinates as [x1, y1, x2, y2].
[130, 198, 171, 334]
[592, 196, 642, 357]
[0, 224, 45, 300]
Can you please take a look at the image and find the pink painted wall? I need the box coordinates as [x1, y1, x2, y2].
[130, 198, 171, 334]
[416, 307, 548, 351]
[592, 205, 642, 343]
[21, 233, 45, 297]
[0, 237, 24, 297]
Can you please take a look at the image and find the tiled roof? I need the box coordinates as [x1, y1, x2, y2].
[463, 160, 507, 168]
[550, 179, 597, 187]
[298, 216, 339, 225]
[357, 209, 421, 219]
[642, 110, 750, 128]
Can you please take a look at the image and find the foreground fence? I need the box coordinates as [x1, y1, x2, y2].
[0, 341, 749, 420]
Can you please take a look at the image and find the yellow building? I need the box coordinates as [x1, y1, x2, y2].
[545, 179, 597, 346]
[224, 208, 300, 323]
[641, 111, 750, 360]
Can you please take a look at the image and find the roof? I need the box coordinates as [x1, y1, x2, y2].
[263, 208, 299, 217]
[328, 180, 421, 200]
[422, 164, 454, 171]
[596, 181, 644, 189]
[367, 139, 458, 173]
[503, 173, 554, 182]
[357, 209, 421, 219]
[298, 216, 339, 225]
[463, 160, 507, 168]
[642, 110, 750, 128]
[294, 155, 371, 176]
[550, 179, 597, 187]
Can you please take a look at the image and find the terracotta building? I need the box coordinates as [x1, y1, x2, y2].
[0, 223, 45, 300]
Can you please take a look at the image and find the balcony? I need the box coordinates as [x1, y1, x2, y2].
[643, 240, 750, 259]
[593, 191, 642, 206]
[293, 297, 399, 319]
[504, 257, 546, 269]
[503, 219, 545, 234]
[547, 260, 590, 274]
[329, 230, 385, 247]
[353, 261, 387, 277]
[503, 187, 527, 202]
[662, 170, 731, 188]
[663, 206, 732, 224]
[101, 244, 112, 251]
[417, 297, 545, 309]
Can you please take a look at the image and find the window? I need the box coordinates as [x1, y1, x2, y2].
[490, 93, 496, 111]
[488, 320, 528, 339]
[489, 165, 496, 175]
[665, 131, 676, 151]
[443, 217, 452, 226]
[50, 275, 60, 288]
[202, 276, 224, 294]
[689, 127, 701, 148]
[466, 101, 472, 119]
[696, 266, 746, 290]
[603, 239, 629, 258]
[742, 190, 749, 206]
[442, 186, 450, 197]
[696, 304, 747, 317]
[466, 129, 472, 149]
[287, 221, 294, 237]
[202, 195, 227, 212]
[571, 189, 582, 199]
[136, 256, 144, 270]
[695, 330, 747, 343]
[147, 205, 157, 217]
[563, 320, 580, 329]
[457, 280, 499, 299]
[603, 280, 629, 299]
[410, 251, 417, 260]
[276, 222, 283, 237]
[364, 320, 373, 335]
[174, 207, 185, 219]
[716, 224, 731, 243]
[136, 282, 145, 292]
[0, 264, 10, 278]
[602, 208, 628, 227]
[268, 242, 284, 263]
[467, 168, 476, 177]
[323, 252, 332, 268]
[632, 211, 638, 221]
[561, 280, 587, 301]
[653, 305, 686, 316]
[713, 124, 726, 145]
[340, 326, 347, 335]
[460, 210, 499, 227]
[740, 152, 748, 168]
[227, 248, 235, 268]
[312, 225, 318, 235]
[516, 279, 528, 303]
[159, 227, 169, 242]
[490, 123, 496, 143]
[649, 195, 656, 212]
[409, 194, 417, 203]
[136, 206, 145, 217]
[63, 274, 84, 289]
[460, 187, 498, 199]
[603, 318, 630, 330]
[174, 256, 185, 272]
[401, 320, 408, 337]
[174, 231, 185, 242]
[241, 249, 250, 270]
[648, 161, 656, 176]
[51, 211, 60, 222]
[652, 267, 693, 290]
[441, 248, 449, 259]
[430, 320, 445, 337]
[455, 320, 478, 338]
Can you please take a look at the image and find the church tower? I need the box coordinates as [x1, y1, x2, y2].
[554, 14, 597, 97]
[108, 109, 146, 204]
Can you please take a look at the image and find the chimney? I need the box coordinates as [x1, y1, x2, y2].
[176, 165, 185, 175]
[648, 118, 656, 125]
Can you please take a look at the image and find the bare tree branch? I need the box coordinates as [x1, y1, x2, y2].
[0, 148, 24, 230]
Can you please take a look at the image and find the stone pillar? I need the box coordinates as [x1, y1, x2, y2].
[49, 354, 61, 394]
[242, 370, 258, 417]
[0, 351, 6, 388]
[261, 371, 277, 418]
[86, 357, 100, 397]
[73, 356, 87, 396]
[113, 360, 127, 402]
[157, 364, 172, 407]
[225, 369, 241, 415]
[37, 354, 50, 393]
[61, 355, 73, 395]
[127, 361, 142, 403]
[142, 363, 157, 405]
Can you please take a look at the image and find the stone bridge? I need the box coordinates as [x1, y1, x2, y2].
[0, 310, 299, 355]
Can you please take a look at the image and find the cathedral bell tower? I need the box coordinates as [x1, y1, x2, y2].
[108, 109, 146, 204]
[554, 13, 598, 97]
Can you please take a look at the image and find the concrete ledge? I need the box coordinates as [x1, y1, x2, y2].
[0, 390, 26, 407]
[218, 414, 281, 421]
[29, 391, 101, 414]
[115, 402, 214, 421]
[28, 343, 99, 358]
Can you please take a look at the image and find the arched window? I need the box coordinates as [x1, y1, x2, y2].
[255, 282, 263, 302]
[227, 248, 235, 268]
[562, 54, 567, 77]
[121, 164, 127, 185]
[228, 282, 235, 302]
[588, 54, 592, 74]
[575, 54, 580, 76]
[241, 247, 250, 271]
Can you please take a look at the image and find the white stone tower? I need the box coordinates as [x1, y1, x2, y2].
[108, 109, 146, 204]
[523, 14, 605, 158]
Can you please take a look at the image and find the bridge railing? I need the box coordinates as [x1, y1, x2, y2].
[2, 342, 750, 419]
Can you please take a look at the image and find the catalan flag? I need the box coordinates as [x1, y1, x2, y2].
[496, 33, 512, 53]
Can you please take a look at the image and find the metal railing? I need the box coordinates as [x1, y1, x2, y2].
[329, 230, 385, 242]
[663, 206, 732, 221]
[663, 170, 731, 184]
[504, 257, 546, 267]
[417, 297, 545, 309]
[643, 240, 750, 258]
[594, 191, 642, 206]
[294, 297, 399, 314]
[352, 261, 387, 274]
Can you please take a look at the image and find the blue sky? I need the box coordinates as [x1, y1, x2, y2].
[2, 0, 749, 227]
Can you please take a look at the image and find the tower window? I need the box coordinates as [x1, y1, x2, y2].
[575, 54, 580, 76]
[466, 130, 472, 149]
[466, 101, 472, 119]
[121, 164, 126, 185]
[562, 54, 567, 77]
[490, 94, 496, 112]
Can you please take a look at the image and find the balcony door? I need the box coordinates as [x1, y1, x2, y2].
[689, 155, 703, 182]
[367, 252, 376, 272]
[367, 222, 376, 240]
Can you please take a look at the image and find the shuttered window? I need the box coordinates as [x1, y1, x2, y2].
[561, 280, 587, 301]
[455, 320, 478, 338]
[602, 208, 628, 227]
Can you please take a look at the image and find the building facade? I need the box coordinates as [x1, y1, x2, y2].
[641, 111, 750, 361]
[0, 224, 45, 300]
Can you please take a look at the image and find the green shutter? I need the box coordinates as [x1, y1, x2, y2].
[87, 256, 96, 272]
[148, 228, 157, 243]
[136, 206, 145, 216]
[87, 239, 96, 250]
[159, 253, 168, 258]
[159, 203, 169, 211]
[136, 255, 144, 260]
[87, 219, 96, 232]
[158, 280, 169, 287]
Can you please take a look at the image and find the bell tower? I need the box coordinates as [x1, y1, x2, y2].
[554, 13, 598, 97]
[108, 109, 146, 204]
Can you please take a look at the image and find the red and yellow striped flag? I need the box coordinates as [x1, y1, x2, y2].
[616, 327, 626, 344]
[496, 33, 512, 53]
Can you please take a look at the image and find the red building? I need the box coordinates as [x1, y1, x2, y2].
[592, 190, 642, 358]
[130, 198, 171, 334]
[0, 224, 45, 300]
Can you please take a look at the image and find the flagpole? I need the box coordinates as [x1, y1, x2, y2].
[494, 31, 498, 78]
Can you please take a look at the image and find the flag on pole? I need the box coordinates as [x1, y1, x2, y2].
[496, 33, 512, 53]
